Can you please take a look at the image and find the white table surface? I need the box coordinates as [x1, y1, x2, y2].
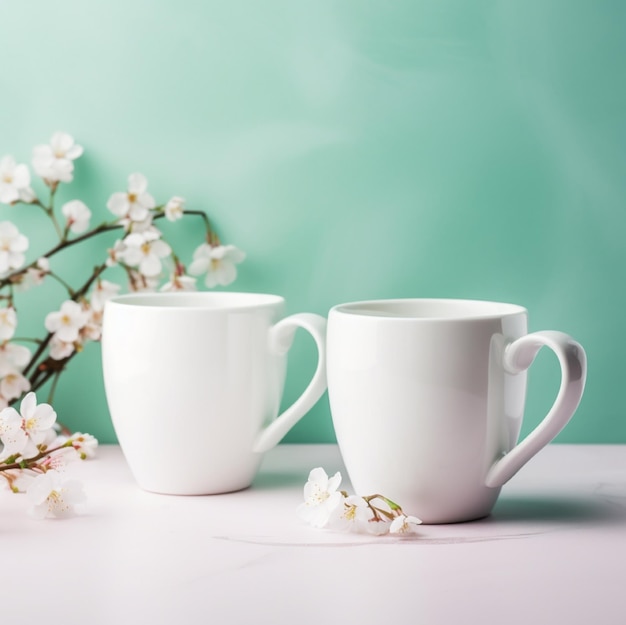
[2, 444, 626, 625]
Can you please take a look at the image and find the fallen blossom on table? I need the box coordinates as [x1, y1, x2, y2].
[298, 467, 422, 536]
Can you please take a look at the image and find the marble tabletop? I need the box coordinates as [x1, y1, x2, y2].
[2, 444, 626, 625]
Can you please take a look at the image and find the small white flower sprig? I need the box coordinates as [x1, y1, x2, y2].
[0, 391, 97, 518]
[0, 132, 245, 418]
[297, 468, 422, 536]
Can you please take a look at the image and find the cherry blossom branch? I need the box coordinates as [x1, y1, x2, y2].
[0, 440, 72, 473]
[0, 133, 245, 518]
[297, 468, 423, 536]
[22, 262, 107, 387]
[0, 133, 245, 474]
[0, 209, 214, 291]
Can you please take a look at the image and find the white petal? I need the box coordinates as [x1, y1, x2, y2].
[150, 240, 171, 258]
[10, 234, 29, 253]
[44, 311, 62, 333]
[107, 192, 130, 216]
[50, 132, 73, 154]
[0, 185, 18, 204]
[137, 192, 155, 210]
[140, 255, 162, 277]
[225, 246, 246, 263]
[128, 173, 147, 194]
[65, 144, 83, 160]
[122, 247, 143, 267]
[31, 402, 57, 430]
[54, 325, 80, 343]
[192, 243, 211, 260]
[26, 471, 56, 505]
[20, 391, 37, 420]
[326, 471, 342, 493]
[214, 261, 237, 286]
[12, 164, 31, 188]
[128, 204, 149, 222]
[8, 251, 25, 270]
[123, 233, 145, 247]
[188, 257, 210, 276]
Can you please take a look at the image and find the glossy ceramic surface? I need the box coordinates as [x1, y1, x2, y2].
[327, 299, 587, 523]
[102, 292, 327, 494]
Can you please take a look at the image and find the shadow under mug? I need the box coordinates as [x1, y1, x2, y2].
[102, 292, 326, 495]
[327, 298, 587, 524]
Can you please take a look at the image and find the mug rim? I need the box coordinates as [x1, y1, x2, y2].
[105, 291, 285, 312]
[330, 298, 527, 321]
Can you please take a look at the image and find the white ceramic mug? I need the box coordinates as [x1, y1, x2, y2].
[327, 299, 587, 524]
[102, 292, 326, 495]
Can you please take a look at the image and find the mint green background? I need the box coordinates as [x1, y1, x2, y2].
[1, 1, 624, 444]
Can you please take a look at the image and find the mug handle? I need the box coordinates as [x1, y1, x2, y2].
[253, 313, 327, 454]
[485, 331, 587, 488]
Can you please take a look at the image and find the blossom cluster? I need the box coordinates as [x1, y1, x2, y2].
[297, 468, 422, 535]
[0, 132, 244, 409]
[0, 392, 97, 519]
[0, 132, 242, 515]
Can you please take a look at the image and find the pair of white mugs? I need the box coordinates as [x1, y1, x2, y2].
[102, 293, 586, 524]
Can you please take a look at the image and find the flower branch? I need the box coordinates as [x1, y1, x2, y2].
[297, 468, 423, 536]
[0, 131, 246, 516]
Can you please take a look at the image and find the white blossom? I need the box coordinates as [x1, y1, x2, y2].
[0, 342, 31, 376]
[32, 132, 83, 183]
[19, 392, 56, 447]
[297, 467, 344, 528]
[90, 279, 121, 312]
[164, 196, 185, 221]
[49, 336, 75, 360]
[188, 243, 245, 288]
[160, 274, 196, 292]
[0, 392, 56, 459]
[0, 307, 17, 341]
[80, 306, 103, 342]
[389, 514, 422, 535]
[128, 270, 159, 292]
[27, 470, 86, 519]
[0, 221, 28, 274]
[68, 432, 98, 459]
[0, 156, 31, 205]
[18, 186, 36, 204]
[45, 300, 90, 343]
[107, 173, 155, 223]
[106, 239, 126, 267]
[0, 405, 27, 458]
[119, 214, 154, 234]
[16, 257, 50, 291]
[61, 200, 91, 234]
[327, 494, 374, 533]
[122, 231, 171, 278]
[39, 446, 81, 471]
[0, 371, 30, 401]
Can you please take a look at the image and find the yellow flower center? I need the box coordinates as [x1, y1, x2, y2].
[61, 314, 71, 325]
[310, 486, 330, 505]
[344, 504, 357, 521]
[128, 192, 137, 203]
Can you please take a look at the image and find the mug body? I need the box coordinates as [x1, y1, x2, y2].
[102, 292, 286, 494]
[327, 299, 528, 523]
